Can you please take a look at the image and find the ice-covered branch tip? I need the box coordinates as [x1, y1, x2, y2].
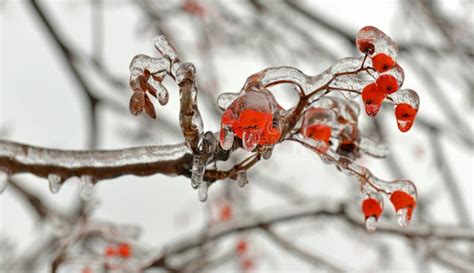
[128, 35, 203, 152]
[212, 26, 420, 230]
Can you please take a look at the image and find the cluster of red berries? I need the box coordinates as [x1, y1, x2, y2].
[362, 190, 416, 227]
[357, 26, 418, 132]
[104, 242, 132, 259]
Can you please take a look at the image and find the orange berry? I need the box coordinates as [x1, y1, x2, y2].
[236, 239, 248, 255]
[376, 74, 399, 94]
[240, 258, 253, 271]
[372, 53, 395, 73]
[362, 198, 383, 219]
[357, 40, 375, 55]
[219, 204, 233, 222]
[362, 83, 385, 117]
[104, 246, 116, 257]
[117, 243, 131, 258]
[303, 124, 331, 144]
[390, 191, 416, 221]
[395, 103, 417, 132]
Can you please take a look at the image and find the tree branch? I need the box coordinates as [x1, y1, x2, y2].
[0, 140, 192, 182]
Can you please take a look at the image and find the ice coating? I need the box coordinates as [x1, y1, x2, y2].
[147, 79, 169, 106]
[356, 26, 398, 60]
[217, 92, 239, 111]
[390, 89, 420, 132]
[0, 141, 191, 169]
[359, 136, 389, 158]
[389, 89, 420, 109]
[300, 107, 336, 152]
[153, 35, 179, 61]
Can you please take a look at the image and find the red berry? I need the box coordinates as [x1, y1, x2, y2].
[219, 204, 233, 222]
[259, 124, 281, 145]
[82, 267, 92, 273]
[303, 124, 332, 144]
[376, 74, 399, 94]
[372, 53, 395, 73]
[117, 243, 132, 258]
[357, 40, 375, 55]
[183, 0, 206, 17]
[362, 83, 385, 117]
[390, 191, 416, 221]
[395, 103, 417, 132]
[362, 198, 383, 219]
[236, 239, 248, 255]
[104, 246, 116, 257]
[240, 258, 254, 271]
[239, 109, 272, 134]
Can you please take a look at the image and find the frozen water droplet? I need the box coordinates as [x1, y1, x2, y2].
[219, 125, 234, 151]
[237, 171, 248, 188]
[48, 174, 62, 194]
[217, 92, 239, 111]
[365, 216, 378, 232]
[0, 171, 8, 195]
[198, 181, 208, 202]
[261, 146, 273, 160]
[80, 175, 95, 201]
[242, 128, 261, 151]
[396, 208, 410, 227]
[191, 156, 205, 189]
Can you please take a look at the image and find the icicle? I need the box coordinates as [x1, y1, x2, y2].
[48, 174, 62, 194]
[191, 156, 205, 189]
[0, 170, 8, 194]
[365, 216, 378, 232]
[237, 171, 248, 188]
[396, 208, 410, 227]
[219, 125, 234, 151]
[80, 175, 95, 201]
[198, 181, 208, 202]
[217, 92, 239, 111]
[261, 146, 273, 160]
[242, 128, 261, 151]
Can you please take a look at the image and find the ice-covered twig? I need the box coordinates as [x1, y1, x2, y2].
[0, 140, 192, 183]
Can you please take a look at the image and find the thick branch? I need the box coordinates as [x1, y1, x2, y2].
[0, 140, 192, 181]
